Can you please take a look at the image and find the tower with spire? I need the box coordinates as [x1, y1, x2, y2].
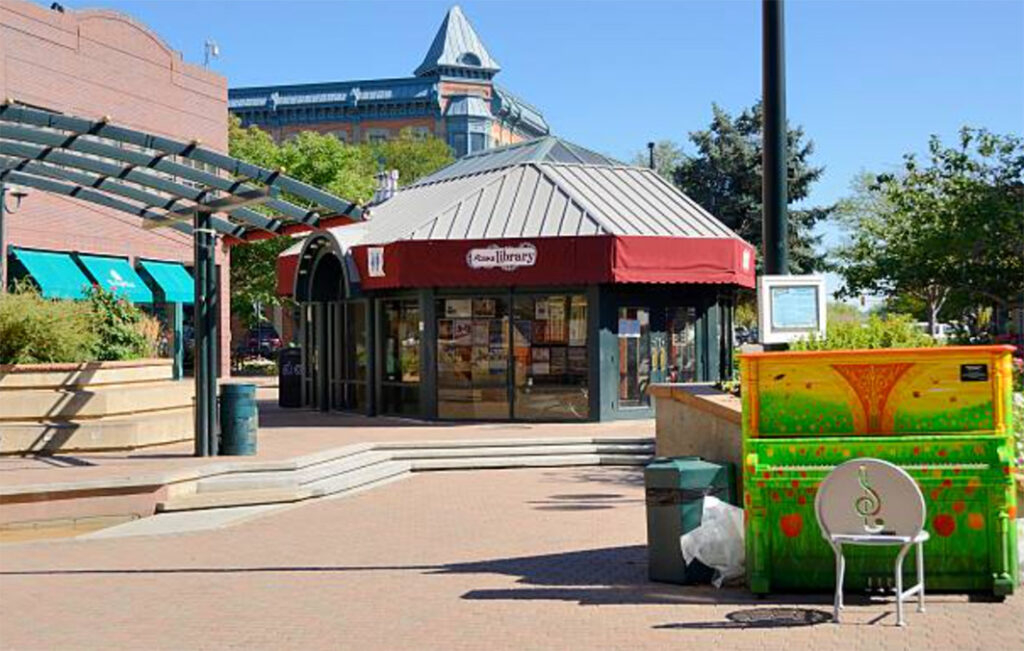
[228, 5, 549, 158]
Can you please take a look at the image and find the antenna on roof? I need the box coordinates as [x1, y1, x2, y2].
[204, 39, 220, 68]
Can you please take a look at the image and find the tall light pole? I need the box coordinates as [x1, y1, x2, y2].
[762, 0, 789, 276]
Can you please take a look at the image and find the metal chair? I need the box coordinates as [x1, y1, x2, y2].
[814, 458, 930, 626]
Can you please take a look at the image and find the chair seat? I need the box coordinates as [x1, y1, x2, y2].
[831, 531, 930, 546]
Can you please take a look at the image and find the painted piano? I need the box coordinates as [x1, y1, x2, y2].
[740, 345, 1018, 595]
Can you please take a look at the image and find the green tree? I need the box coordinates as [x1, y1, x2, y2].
[835, 128, 1024, 337]
[673, 102, 832, 273]
[631, 140, 684, 182]
[371, 128, 454, 187]
[226, 118, 454, 327]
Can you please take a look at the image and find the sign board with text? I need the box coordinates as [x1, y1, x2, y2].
[757, 275, 827, 344]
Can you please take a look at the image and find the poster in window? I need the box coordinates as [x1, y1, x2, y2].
[488, 345, 507, 374]
[472, 346, 490, 380]
[453, 320, 472, 346]
[488, 319, 507, 346]
[569, 299, 587, 345]
[549, 347, 567, 375]
[568, 346, 588, 374]
[446, 299, 472, 318]
[438, 319, 454, 342]
[473, 298, 496, 318]
[533, 321, 547, 345]
[472, 320, 489, 346]
[532, 347, 550, 375]
[513, 320, 532, 346]
[534, 300, 549, 320]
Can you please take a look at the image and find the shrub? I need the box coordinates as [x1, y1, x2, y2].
[84, 286, 157, 361]
[791, 313, 935, 351]
[0, 283, 98, 364]
[0, 284, 162, 364]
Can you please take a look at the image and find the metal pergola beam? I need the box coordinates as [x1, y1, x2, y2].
[0, 122, 320, 226]
[0, 141, 283, 232]
[0, 157, 246, 238]
[1, 102, 366, 458]
[0, 103, 364, 220]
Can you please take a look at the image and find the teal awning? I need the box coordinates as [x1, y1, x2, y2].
[10, 248, 92, 299]
[77, 254, 153, 303]
[137, 259, 194, 304]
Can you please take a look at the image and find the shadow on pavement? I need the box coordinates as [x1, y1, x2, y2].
[654, 607, 833, 629]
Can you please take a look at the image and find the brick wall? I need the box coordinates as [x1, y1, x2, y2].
[0, 0, 231, 375]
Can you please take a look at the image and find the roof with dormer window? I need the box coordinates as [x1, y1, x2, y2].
[414, 5, 500, 77]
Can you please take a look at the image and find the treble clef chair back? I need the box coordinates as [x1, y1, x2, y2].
[815, 458, 925, 540]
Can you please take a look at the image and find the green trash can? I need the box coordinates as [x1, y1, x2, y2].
[219, 383, 258, 455]
[645, 456, 737, 584]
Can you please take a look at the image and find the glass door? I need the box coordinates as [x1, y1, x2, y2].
[667, 307, 697, 383]
[618, 307, 650, 406]
[380, 299, 421, 416]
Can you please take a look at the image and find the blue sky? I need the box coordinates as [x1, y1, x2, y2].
[78, 0, 1023, 295]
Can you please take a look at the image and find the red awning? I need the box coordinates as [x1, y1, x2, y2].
[341, 235, 754, 291]
[276, 249, 300, 296]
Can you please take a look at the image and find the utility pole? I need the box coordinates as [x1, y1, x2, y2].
[762, 0, 789, 276]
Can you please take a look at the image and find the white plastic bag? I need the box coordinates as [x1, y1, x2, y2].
[679, 495, 745, 587]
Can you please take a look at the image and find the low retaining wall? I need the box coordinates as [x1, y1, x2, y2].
[650, 383, 743, 489]
[0, 359, 193, 454]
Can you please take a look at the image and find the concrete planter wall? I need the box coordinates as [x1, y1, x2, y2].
[649, 383, 743, 488]
[0, 359, 193, 454]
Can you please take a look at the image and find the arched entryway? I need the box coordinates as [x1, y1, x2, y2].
[295, 234, 371, 413]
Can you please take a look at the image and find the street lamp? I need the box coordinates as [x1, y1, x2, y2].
[0, 182, 29, 292]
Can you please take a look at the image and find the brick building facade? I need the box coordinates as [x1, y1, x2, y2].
[229, 5, 549, 158]
[0, 0, 232, 374]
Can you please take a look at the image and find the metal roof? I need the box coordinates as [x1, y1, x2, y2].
[229, 78, 437, 111]
[444, 95, 492, 118]
[493, 86, 549, 136]
[414, 5, 500, 76]
[323, 160, 739, 248]
[414, 136, 620, 185]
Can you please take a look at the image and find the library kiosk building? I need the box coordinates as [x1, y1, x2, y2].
[278, 138, 755, 421]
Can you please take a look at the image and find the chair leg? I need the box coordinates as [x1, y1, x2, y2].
[916, 541, 926, 613]
[895, 544, 912, 627]
[833, 543, 844, 623]
[838, 552, 846, 611]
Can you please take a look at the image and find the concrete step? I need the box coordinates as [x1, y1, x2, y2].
[0, 380, 193, 421]
[0, 406, 193, 454]
[196, 450, 392, 493]
[308, 460, 412, 496]
[157, 486, 315, 512]
[153, 437, 653, 513]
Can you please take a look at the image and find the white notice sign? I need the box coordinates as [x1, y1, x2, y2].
[367, 247, 385, 277]
[466, 244, 537, 271]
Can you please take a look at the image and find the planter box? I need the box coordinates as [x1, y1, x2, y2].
[0, 359, 193, 454]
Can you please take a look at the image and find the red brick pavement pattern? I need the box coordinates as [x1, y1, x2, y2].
[1, 466, 1021, 650]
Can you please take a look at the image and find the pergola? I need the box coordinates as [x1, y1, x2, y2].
[0, 101, 364, 456]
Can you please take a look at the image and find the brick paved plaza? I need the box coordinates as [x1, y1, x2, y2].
[1, 463, 1021, 650]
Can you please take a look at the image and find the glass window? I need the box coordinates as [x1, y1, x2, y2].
[469, 132, 487, 153]
[667, 307, 697, 383]
[380, 299, 420, 415]
[618, 307, 650, 407]
[341, 301, 368, 411]
[512, 295, 589, 420]
[436, 297, 510, 419]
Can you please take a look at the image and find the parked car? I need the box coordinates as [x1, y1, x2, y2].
[246, 323, 282, 357]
